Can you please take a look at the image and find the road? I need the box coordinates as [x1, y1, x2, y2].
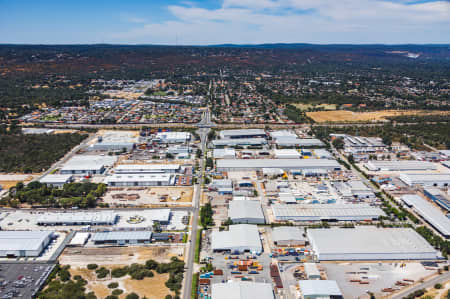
[182, 115, 210, 299]
[391, 271, 450, 299]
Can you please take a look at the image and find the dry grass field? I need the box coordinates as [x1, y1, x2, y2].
[294, 103, 337, 111]
[306, 110, 450, 123]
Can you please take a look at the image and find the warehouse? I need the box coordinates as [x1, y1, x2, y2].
[219, 129, 266, 140]
[424, 188, 450, 211]
[269, 130, 297, 140]
[212, 224, 262, 254]
[88, 131, 137, 151]
[399, 173, 450, 187]
[229, 200, 265, 224]
[216, 159, 341, 172]
[307, 227, 438, 260]
[37, 211, 118, 226]
[275, 138, 324, 147]
[401, 194, 450, 238]
[104, 173, 175, 186]
[272, 227, 306, 247]
[212, 138, 267, 147]
[91, 231, 152, 245]
[313, 149, 333, 159]
[155, 131, 191, 143]
[303, 263, 321, 280]
[274, 149, 301, 159]
[271, 204, 384, 222]
[298, 280, 343, 299]
[209, 179, 233, 194]
[211, 281, 274, 299]
[0, 231, 54, 257]
[60, 155, 117, 175]
[69, 232, 90, 247]
[114, 164, 181, 174]
[39, 174, 73, 187]
[213, 148, 236, 159]
[365, 160, 437, 171]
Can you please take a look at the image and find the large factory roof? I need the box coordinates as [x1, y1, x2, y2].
[92, 231, 152, 242]
[212, 138, 267, 147]
[61, 155, 117, 171]
[365, 160, 437, 171]
[212, 224, 261, 252]
[216, 159, 341, 170]
[229, 200, 265, 222]
[114, 164, 180, 173]
[299, 280, 342, 297]
[39, 174, 73, 184]
[212, 281, 274, 299]
[219, 129, 266, 139]
[400, 173, 450, 183]
[401, 194, 450, 237]
[272, 204, 384, 220]
[37, 211, 118, 225]
[0, 231, 53, 251]
[308, 227, 438, 260]
[104, 173, 173, 183]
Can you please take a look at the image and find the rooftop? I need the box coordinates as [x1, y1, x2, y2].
[0, 231, 53, 251]
[212, 281, 274, 299]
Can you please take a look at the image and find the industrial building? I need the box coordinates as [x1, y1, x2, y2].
[212, 224, 262, 253]
[37, 211, 118, 226]
[334, 180, 376, 199]
[219, 129, 266, 140]
[88, 131, 137, 151]
[272, 227, 306, 247]
[271, 204, 384, 222]
[216, 159, 341, 172]
[39, 174, 73, 187]
[269, 130, 297, 140]
[69, 232, 90, 246]
[114, 164, 181, 174]
[228, 200, 265, 224]
[365, 160, 437, 171]
[213, 148, 236, 159]
[275, 138, 324, 147]
[60, 155, 117, 175]
[307, 227, 438, 260]
[303, 263, 321, 280]
[424, 188, 450, 211]
[155, 131, 191, 143]
[209, 179, 233, 194]
[399, 173, 450, 187]
[211, 281, 274, 299]
[331, 134, 386, 153]
[298, 280, 343, 299]
[274, 149, 301, 159]
[104, 173, 175, 186]
[313, 149, 333, 159]
[91, 231, 152, 245]
[0, 231, 54, 257]
[401, 194, 450, 238]
[212, 138, 267, 147]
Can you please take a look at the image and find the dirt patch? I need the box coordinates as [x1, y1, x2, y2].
[294, 103, 337, 111]
[124, 273, 172, 299]
[307, 110, 450, 123]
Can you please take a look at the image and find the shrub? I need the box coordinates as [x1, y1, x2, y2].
[107, 282, 119, 289]
[95, 267, 110, 279]
[87, 264, 98, 270]
[111, 266, 129, 278]
[112, 289, 124, 296]
[435, 283, 443, 289]
[126, 293, 140, 299]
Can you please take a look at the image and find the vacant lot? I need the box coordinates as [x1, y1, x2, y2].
[307, 110, 450, 123]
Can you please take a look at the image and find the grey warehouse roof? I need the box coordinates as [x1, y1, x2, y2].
[308, 227, 438, 260]
[219, 129, 266, 139]
[229, 200, 265, 222]
[92, 231, 152, 242]
[299, 280, 342, 297]
[217, 159, 341, 170]
[0, 231, 53, 251]
[401, 194, 450, 237]
[366, 160, 437, 171]
[212, 281, 274, 299]
[212, 224, 262, 252]
[37, 211, 117, 225]
[39, 174, 73, 184]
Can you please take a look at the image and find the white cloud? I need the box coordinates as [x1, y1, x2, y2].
[110, 0, 450, 44]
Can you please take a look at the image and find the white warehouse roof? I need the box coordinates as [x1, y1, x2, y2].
[274, 149, 301, 159]
[229, 200, 265, 224]
[272, 204, 384, 221]
[217, 159, 341, 171]
[401, 194, 450, 237]
[212, 281, 274, 299]
[92, 231, 152, 242]
[114, 164, 180, 173]
[219, 129, 266, 139]
[399, 173, 450, 186]
[39, 174, 73, 185]
[366, 160, 437, 171]
[299, 280, 342, 297]
[212, 224, 262, 253]
[272, 227, 305, 243]
[61, 155, 117, 172]
[37, 211, 118, 225]
[307, 227, 438, 260]
[0, 231, 53, 252]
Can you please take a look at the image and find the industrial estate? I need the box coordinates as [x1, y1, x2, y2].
[0, 44, 449, 299]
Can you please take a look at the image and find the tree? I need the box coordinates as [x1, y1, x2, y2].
[126, 293, 140, 299]
[348, 154, 355, 164]
[332, 137, 345, 149]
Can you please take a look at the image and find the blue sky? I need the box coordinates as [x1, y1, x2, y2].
[0, 0, 449, 44]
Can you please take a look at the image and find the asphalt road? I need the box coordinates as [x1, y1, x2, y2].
[182, 121, 210, 299]
[391, 271, 450, 299]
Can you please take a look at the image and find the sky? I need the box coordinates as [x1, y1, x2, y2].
[0, 0, 449, 45]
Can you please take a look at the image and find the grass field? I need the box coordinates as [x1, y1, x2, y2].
[293, 103, 337, 111]
[307, 110, 450, 123]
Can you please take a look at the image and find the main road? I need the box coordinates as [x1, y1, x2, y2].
[182, 111, 211, 299]
[390, 272, 450, 299]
